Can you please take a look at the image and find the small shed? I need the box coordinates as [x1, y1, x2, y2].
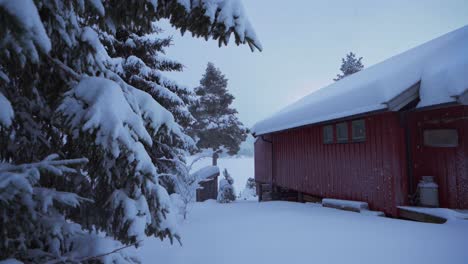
[194, 166, 220, 202]
[252, 26, 468, 216]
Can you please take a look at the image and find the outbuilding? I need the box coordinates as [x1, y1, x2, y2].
[194, 165, 220, 202]
[252, 26, 468, 217]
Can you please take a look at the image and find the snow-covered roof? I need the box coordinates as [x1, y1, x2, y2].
[192, 166, 220, 182]
[252, 26, 468, 136]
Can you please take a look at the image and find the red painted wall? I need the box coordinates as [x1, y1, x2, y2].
[409, 105, 468, 209]
[254, 135, 272, 184]
[255, 112, 408, 216]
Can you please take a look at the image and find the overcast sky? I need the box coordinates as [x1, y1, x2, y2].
[161, 0, 468, 127]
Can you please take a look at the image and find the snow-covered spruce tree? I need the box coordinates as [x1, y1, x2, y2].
[100, 26, 195, 129]
[188, 62, 248, 155]
[217, 169, 236, 203]
[98, 25, 197, 194]
[0, 0, 261, 262]
[239, 177, 256, 200]
[333, 52, 364, 81]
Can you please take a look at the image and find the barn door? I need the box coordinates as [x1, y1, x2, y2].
[410, 107, 468, 209]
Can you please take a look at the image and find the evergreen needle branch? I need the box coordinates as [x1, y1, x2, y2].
[0, 158, 88, 172]
[46, 55, 81, 81]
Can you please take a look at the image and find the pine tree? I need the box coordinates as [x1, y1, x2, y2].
[333, 52, 364, 81]
[0, 0, 261, 262]
[189, 62, 248, 155]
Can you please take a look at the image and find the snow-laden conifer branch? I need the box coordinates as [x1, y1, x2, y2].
[0, 154, 88, 173]
[0, 155, 134, 263]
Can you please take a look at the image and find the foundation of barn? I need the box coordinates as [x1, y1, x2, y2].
[257, 183, 322, 203]
[256, 183, 468, 224]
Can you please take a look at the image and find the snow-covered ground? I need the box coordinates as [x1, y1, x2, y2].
[137, 200, 468, 264]
[131, 156, 468, 264]
[5, 153, 464, 262]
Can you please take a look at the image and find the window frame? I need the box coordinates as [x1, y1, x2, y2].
[336, 122, 348, 143]
[352, 119, 366, 142]
[323, 125, 334, 144]
[423, 129, 458, 148]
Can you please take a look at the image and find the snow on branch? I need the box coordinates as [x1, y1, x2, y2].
[131, 85, 185, 139]
[0, 154, 88, 173]
[107, 190, 152, 242]
[0, 155, 140, 263]
[0, 92, 14, 127]
[34, 187, 93, 212]
[0, 0, 51, 63]
[158, 0, 262, 51]
[57, 76, 191, 175]
[58, 77, 153, 156]
[0, 154, 89, 204]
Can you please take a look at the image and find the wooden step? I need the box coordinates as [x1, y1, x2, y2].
[322, 198, 369, 213]
[398, 206, 447, 224]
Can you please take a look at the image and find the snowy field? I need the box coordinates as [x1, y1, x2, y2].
[133, 157, 468, 264]
[137, 201, 468, 264]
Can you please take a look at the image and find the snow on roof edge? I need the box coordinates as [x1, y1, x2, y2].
[253, 104, 387, 136]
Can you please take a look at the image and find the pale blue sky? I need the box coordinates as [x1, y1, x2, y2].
[161, 0, 468, 127]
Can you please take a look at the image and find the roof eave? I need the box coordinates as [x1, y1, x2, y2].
[253, 107, 389, 136]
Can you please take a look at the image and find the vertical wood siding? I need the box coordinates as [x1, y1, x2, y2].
[409, 105, 468, 209]
[196, 178, 218, 202]
[255, 112, 407, 216]
[254, 136, 273, 184]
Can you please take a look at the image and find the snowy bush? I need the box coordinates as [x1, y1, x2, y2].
[217, 169, 236, 203]
[246, 177, 256, 189]
[239, 177, 257, 200]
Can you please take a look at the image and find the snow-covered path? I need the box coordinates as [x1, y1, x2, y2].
[137, 201, 468, 264]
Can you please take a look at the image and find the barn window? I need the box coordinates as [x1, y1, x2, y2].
[323, 125, 333, 144]
[336, 122, 348, 143]
[352, 119, 366, 142]
[424, 129, 458, 147]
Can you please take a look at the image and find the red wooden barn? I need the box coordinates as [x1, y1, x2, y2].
[252, 26, 468, 217]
